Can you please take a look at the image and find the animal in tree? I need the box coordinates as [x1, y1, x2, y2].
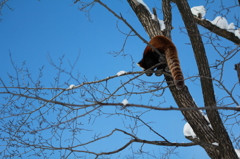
[137, 35, 184, 90]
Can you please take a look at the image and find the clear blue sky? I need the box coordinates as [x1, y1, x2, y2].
[0, 0, 239, 158]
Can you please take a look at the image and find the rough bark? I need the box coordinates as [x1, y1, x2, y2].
[175, 0, 238, 158]
[162, 0, 172, 39]
[235, 63, 240, 83]
[127, 0, 238, 158]
[128, 0, 163, 37]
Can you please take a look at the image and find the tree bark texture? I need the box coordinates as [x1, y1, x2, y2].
[127, 0, 238, 158]
[128, 0, 163, 38]
[175, 0, 238, 158]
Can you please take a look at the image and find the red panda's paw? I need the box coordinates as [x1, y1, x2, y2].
[155, 69, 163, 76]
[145, 70, 153, 76]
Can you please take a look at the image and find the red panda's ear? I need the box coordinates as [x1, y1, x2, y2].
[143, 46, 152, 55]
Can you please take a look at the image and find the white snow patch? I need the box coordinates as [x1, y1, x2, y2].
[183, 122, 197, 138]
[235, 149, 240, 158]
[122, 99, 129, 106]
[133, 0, 165, 31]
[69, 84, 75, 89]
[208, 16, 239, 37]
[211, 16, 228, 29]
[235, 28, 240, 39]
[227, 23, 235, 33]
[152, 15, 165, 31]
[199, 109, 204, 115]
[151, 16, 165, 31]
[204, 115, 213, 129]
[204, 115, 210, 122]
[183, 115, 213, 138]
[152, 13, 158, 21]
[191, 6, 206, 18]
[117, 70, 127, 76]
[159, 19, 166, 31]
[134, 0, 151, 14]
[212, 142, 219, 146]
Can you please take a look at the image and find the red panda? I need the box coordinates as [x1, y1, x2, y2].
[137, 35, 184, 90]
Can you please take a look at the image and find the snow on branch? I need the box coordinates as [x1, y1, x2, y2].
[183, 122, 197, 139]
[128, 0, 165, 37]
[117, 70, 127, 76]
[235, 149, 240, 158]
[183, 115, 213, 139]
[121, 99, 129, 106]
[133, 0, 165, 30]
[193, 17, 240, 44]
[191, 6, 206, 18]
[190, 5, 240, 44]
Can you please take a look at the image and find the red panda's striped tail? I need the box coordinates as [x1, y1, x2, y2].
[165, 47, 185, 90]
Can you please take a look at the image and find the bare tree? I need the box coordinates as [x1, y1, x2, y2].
[0, 0, 12, 16]
[0, 0, 240, 158]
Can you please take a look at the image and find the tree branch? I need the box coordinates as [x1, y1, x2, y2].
[175, 0, 238, 158]
[162, 0, 172, 38]
[193, 16, 240, 44]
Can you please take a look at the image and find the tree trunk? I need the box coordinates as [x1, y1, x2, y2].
[127, 0, 238, 158]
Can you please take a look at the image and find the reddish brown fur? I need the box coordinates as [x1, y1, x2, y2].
[138, 35, 184, 90]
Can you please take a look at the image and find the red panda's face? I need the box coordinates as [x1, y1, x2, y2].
[137, 63, 145, 70]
